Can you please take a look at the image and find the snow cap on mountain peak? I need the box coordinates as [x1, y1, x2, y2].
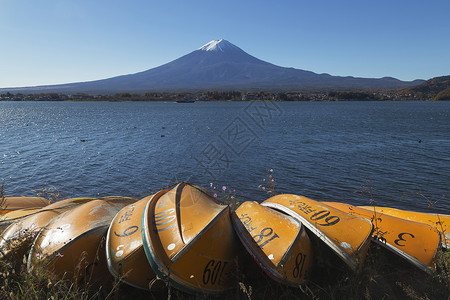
[198, 39, 237, 52]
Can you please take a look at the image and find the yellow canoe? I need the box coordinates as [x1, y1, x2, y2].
[325, 202, 441, 272]
[141, 182, 242, 294]
[106, 190, 169, 290]
[0, 208, 42, 234]
[232, 201, 313, 285]
[359, 206, 449, 248]
[28, 197, 136, 283]
[0, 197, 97, 260]
[262, 194, 373, 271]
[0, 208, 41, 221]
[0, 197, 50, 215]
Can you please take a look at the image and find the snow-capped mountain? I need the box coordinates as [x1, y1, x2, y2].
[1, 39, 423, 94]
[198, 39, 241, 52]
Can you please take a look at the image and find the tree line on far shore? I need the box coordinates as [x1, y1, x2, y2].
[0, 89, 434, 102]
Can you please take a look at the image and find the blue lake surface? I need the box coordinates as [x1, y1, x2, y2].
[0, 101, 449, 213]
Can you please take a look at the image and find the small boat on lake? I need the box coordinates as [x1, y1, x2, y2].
[262, 194, 373, 271]
[141, 182, 241, 294]
[106, 190, 169, 290]
[232, 201, 313, 285]
[358, 206, 450, 248]
[27, 197, 136, 284]
[325, 202, 441, 273]
[0, 197, 50, 215]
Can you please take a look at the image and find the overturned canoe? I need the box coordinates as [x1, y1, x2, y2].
[141, 182, 241, 294]
[232, 201, 313, 286]
[325, 202, 441, 272]
[106, 190, 169, 290]
[359, 206, 449, 248]
[0, 208, 41, 222]
[0, 197, 97, 260]
[0, 208, 42, 234]
[0, 197, 50, 215]
[262, 194, 373, 271]
[27, 197, 136, 283]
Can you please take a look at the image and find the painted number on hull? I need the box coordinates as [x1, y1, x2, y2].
[252, 227, 280, 249]
[310, 210, 340, 226]
[118, 206, 135, 223]
[394, 232, 415, 247]
[202, 260, 228, 285]
[292, 252, 307, 278]
[289, 200, 340, 226]
[154, 208, 176, 232]
[114, 226, 138, 237]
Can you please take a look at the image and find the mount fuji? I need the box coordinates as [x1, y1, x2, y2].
[1, 39, 423, 94]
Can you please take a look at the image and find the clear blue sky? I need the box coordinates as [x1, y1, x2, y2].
[1, 0, 449, 88]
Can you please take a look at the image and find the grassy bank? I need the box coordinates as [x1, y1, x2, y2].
[1, 183, 448, 299]
[0, 237, 448, 299]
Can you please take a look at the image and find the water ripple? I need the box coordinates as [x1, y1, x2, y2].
[0, 101, 448, 213]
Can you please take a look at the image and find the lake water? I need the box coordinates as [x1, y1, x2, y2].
[0, 101, 449, 213]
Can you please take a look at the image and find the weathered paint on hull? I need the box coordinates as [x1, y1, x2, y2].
[0, 197, 50, 215]
[27, 198, 135, 283]
[0, 208, 41, 233]
[0, 208, 41, 221]
[262, 194, 373, 271]
[106, 190, 169, 290]
[232, 201, 313, 286]
[0, 198, 97, 260]
[141, 182, 242, 295]
[359, 206, 450, 248]
[325, 202, 441, 272]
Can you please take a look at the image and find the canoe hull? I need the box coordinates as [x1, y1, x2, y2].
[359, 206, 449, 248]
[0, 197, 50, 215]
[106, 190, 168, 290]
[325, 202, 441, 272]
[262, 194, 373, 271]
[0, 210, 59, 260]
[28, 198, 135, 283]
[232, 201, 313, 286]
[0, 208, 41, 234]
[141, 183, 242, 294]
[0, 198, 98, 260]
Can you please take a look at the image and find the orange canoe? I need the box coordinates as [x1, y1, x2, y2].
[359, 206, 449, 248]
[0, 197, 97, 260]
[262, 194, 373, 271]
[325, 202, 441, 272]
[141, 182, 242, 294]
[232, 201, 313, 285]
[28, 197, 136, 283]
[0, 197, 50, 215]
[0, 208, 42, 233]
[106, 190, 169, 290]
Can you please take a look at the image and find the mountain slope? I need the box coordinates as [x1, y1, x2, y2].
[1, 39, 424, 94]
[401, 75, 450, 100]
[402, 75, 450, 96]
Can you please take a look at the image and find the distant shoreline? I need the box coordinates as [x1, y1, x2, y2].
[0, 99, 440, 102]
[0, 90, 443, 102]
[0, 99, 441, 102]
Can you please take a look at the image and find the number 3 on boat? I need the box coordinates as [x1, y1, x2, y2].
[325, 202, 441, 273]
